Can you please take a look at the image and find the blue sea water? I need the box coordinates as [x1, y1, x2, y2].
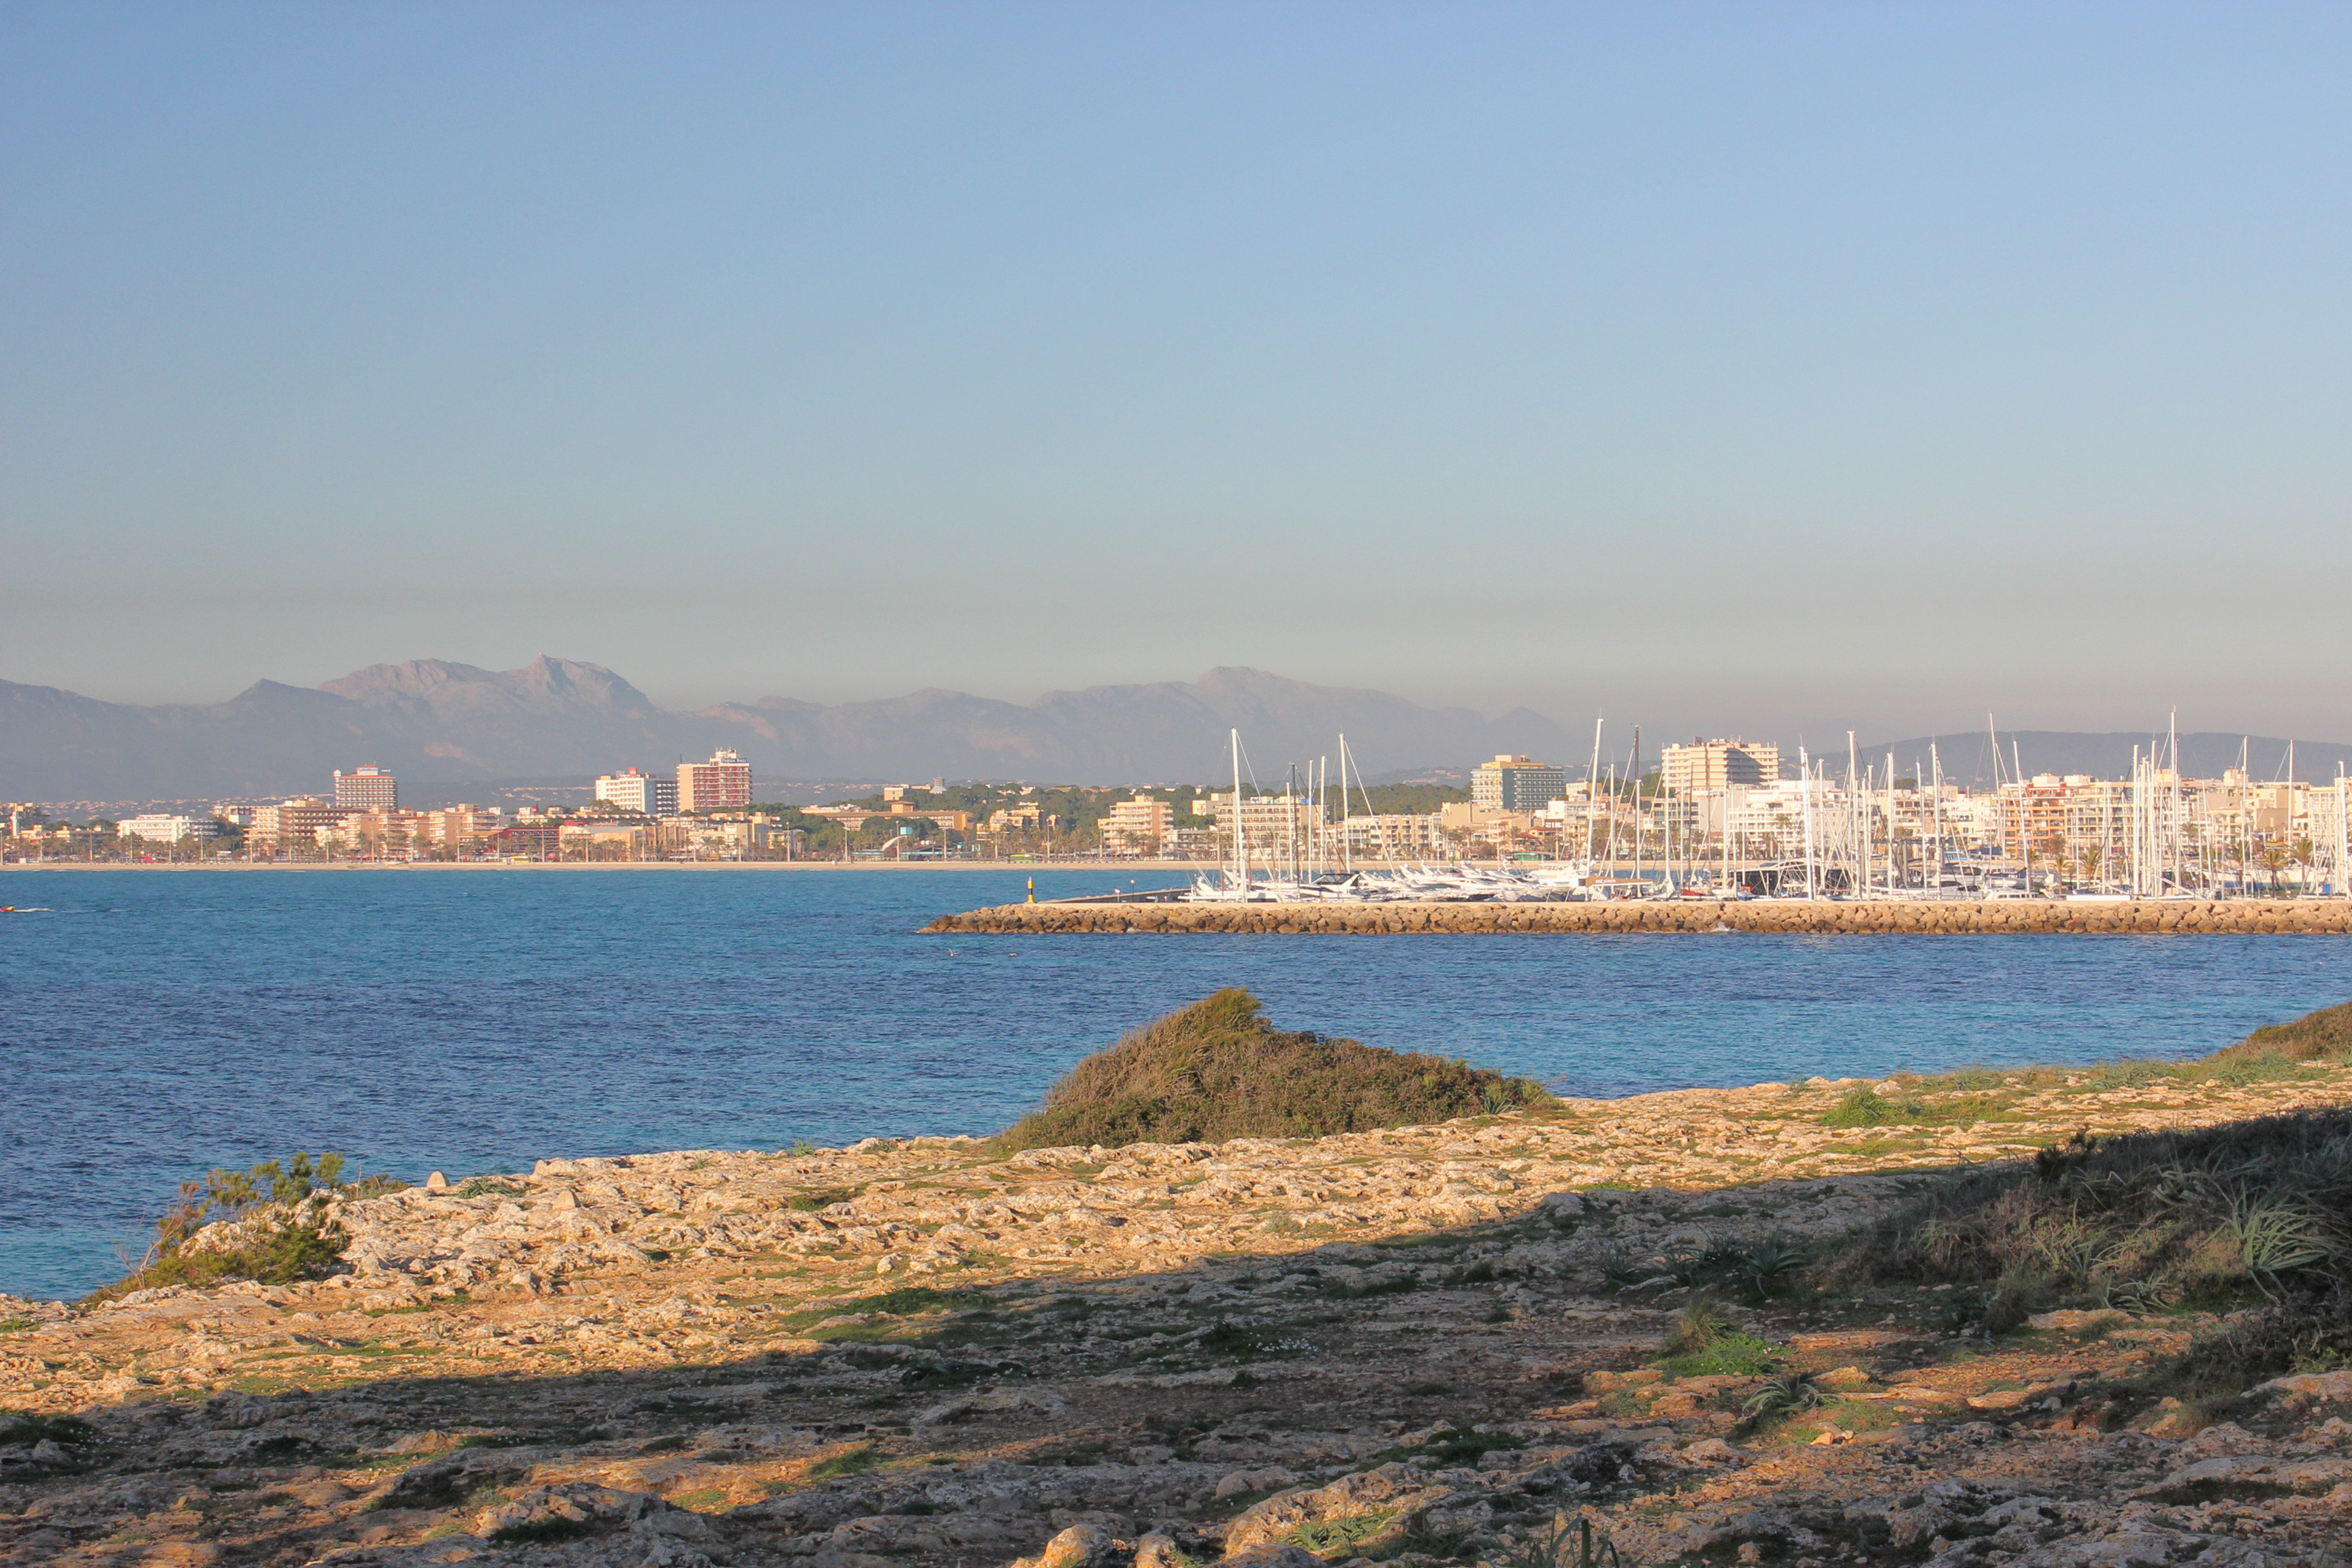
[3, 866, 2349, 1301]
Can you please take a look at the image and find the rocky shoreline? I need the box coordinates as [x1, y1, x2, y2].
[924, 898, 2352, 936]
[5, 1064, 2351, 1567]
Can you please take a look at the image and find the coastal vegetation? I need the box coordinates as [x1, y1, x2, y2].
[86, 1151, 400, 1307]
[996, 988, 1552, 1152]
[1823, 1100, 2352, 1391]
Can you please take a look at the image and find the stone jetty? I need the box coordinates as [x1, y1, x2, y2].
[926, 898, 2352, 936]
[6, 1062, 2351, 1565]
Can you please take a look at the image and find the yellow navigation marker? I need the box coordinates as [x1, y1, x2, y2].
[1026, 876, 1035, 904]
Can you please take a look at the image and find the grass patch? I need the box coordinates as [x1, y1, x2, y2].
[1820, 1105, 2352, 1389]
[996, 989, 1552, 1152]
[454, 1176, 527, 1198]
[804, 1444, 885, 1480]
[1290, 1508, 1400, 1554]
[1653, 1294, 1783, 1378]
[787, 1188, 859, 1211]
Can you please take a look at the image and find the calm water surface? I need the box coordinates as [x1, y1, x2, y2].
[5, 867, 2348, 1299]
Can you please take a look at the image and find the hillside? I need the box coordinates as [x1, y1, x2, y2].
[0, 661, 1571, 800]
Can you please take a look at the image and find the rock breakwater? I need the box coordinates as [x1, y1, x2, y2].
[926, 898, 2352, 936]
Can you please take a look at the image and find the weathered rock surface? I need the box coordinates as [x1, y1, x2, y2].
[5, 1064, 2349, 1566]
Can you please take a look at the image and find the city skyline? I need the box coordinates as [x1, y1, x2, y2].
[5, 7, 2351, 739]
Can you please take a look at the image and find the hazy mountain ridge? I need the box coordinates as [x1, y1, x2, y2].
[14, 659, 2345, 800]
[0, 658, 1576, 799]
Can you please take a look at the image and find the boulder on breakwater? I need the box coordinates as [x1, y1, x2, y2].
[922, 898, 2352, 936]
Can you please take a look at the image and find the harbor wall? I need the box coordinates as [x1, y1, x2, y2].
[924, 898, 2352, 935]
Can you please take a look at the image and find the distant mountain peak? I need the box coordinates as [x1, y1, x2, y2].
[320, 657, 654, 713]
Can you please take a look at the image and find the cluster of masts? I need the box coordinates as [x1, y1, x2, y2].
[1181, 715, 2352, 905]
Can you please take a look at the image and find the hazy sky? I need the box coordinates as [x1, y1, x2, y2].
[5, 3, 2349, 740]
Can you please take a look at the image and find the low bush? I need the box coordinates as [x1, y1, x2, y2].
[2215, 997, 2352, 1066]
[997, 989, 1552, 1152]
[85, 1151, 396, 1307]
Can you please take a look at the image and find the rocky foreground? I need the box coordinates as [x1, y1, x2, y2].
[924, 900, 2352, 936]
[6, 1066, 2352, 1568]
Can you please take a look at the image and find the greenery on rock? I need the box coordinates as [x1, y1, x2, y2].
[86, 1152, 399, 1306]
[2221, 996, 2352, 1065]
[997, 989, 1551, 1152]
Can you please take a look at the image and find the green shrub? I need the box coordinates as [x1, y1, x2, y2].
[998, 990, 1552, 1152]
[1738, 1373, 1824, 1431]
[84, 1151, 389, 1306]
[2218, 998, 2352, 1065]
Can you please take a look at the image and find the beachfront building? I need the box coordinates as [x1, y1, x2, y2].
[1211, 792, 1326, 860]
[1661, 739, 1781, 794]
[1099, 795, 1175, 854]
[116, 813, 220, 845]
[1471, 755, 1567, 813]
[677, 749, 753, 813]
[594, 768, 678, 816]
[247, 799, 355, 852]
[333, 764, 398, 811]
[1339, 812, 1446, 855]
[416, 806, 501, 849]
[983, 803, 1043, 836]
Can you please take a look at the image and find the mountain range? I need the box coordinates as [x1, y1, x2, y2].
[10, 656, 2345, 802]
[0, 658, 1578, 800]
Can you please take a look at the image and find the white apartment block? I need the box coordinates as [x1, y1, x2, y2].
[595, 768, 678, 815]
[116, 814, 220, 844]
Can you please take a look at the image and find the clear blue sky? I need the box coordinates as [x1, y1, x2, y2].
[4, 3, 2348, 740]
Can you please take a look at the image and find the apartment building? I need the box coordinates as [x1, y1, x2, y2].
[1339, 813, 1446, 853]
[116, 814, 220, 844]
[1660, 739, 1781, 794]
[1099, 795, 1175, 853]
[1471, 755, 1567, 812]
[332, 764, 398, 811]
[1211, 793, 1326, 857]
[247, 799, 354, 848]
[676, 749, 753, 812]
[594, 768, 678, 815]
[416, 806, 501, 847]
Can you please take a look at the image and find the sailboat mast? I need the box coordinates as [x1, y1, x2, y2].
[1230, 728, 1244, 893]
[1930, 741, 1943, 894]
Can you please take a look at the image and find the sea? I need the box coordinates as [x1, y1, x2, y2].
[4, 866, 2349, 1302]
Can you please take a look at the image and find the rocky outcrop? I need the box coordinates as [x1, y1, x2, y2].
[4, 1064, 2349, 1567]
[926, 898, 2352, 936]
